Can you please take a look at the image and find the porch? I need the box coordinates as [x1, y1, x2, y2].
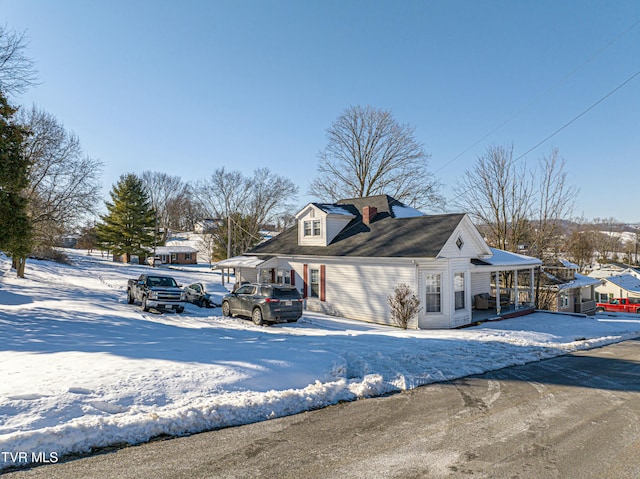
[471, 248, 542, 323]
[471, 302, 536, 323]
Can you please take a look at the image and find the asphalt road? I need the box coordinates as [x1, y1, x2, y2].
[5, 338, 640, 479]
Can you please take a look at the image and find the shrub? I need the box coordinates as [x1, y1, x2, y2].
[388, 283, 421, 329]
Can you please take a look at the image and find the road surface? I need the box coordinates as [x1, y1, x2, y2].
[5, 338, 640, 478]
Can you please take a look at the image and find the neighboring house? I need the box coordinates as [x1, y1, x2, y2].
[588, 272, 640, 302]
[194, 218, 223, 234]
[540, 259, 600, 315]
[151, 246, 197, 265]
[215, 195, 541, 329]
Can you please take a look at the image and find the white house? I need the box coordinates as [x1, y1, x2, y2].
[216, 195, 542, 329]
[588, 272, 640, 302]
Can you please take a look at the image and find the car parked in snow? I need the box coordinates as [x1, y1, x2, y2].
[221, 283, 303, 325]
[183, 282, 219, 308]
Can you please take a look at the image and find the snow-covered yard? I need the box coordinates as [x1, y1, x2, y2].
[2, 250, 640, 470]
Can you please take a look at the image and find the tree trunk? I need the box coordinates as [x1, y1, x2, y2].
[16, 256, 26, 278]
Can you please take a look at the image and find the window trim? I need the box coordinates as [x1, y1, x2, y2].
[454, 271, 465, 311]
[424, 273, 442, 314]
[302, 219, 322, 237]
[309, 267, 320, 298]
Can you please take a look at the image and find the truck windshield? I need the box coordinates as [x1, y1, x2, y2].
[149, 277, 177, 287]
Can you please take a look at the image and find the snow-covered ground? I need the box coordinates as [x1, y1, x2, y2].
[2, 250, 640, 470]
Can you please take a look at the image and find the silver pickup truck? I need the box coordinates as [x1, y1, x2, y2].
[127, 274, 185, 313]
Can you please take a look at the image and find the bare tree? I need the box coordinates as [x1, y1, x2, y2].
[453, 144, 534, 252]
[528, 148, 578, 263]
[19, 106, 103, 256]
[310, 105, 443, 211]
[165, 188, 204, 232]
[140, 171, 190, 241]
[193, 167, 298, 259]
[563, 220, 596, 271]
[591, 217, 622, 263]
[0, 25, 38, 96]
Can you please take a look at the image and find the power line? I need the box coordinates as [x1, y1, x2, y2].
[433, 17, 640, 175]
[511, 68, 640, 165]
[450, 68, 640, 205]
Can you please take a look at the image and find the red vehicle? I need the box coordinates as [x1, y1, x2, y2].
[595, 297, 640, 314]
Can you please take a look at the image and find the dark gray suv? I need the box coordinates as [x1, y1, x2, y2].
[221, 283, 303, 325]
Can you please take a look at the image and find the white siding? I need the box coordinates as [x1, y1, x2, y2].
[297, 208, 353, 246]
[297, 208, 327, 246]
[287, 258, 417, 328]
[439, 217, 492, 259]
[449, 258, 473, 328]
[417, 266, 450, 329]
[595, 281, 640, 300]
[471, 271, 491, 296]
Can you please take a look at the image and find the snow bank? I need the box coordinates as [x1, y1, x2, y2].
[2, 251, 640, 470]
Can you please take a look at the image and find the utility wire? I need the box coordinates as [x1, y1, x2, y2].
[509, 69, 640, 166]
[433, 17, 640, 175]
[449, 68, 640, 205]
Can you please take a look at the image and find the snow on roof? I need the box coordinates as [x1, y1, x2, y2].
[154, 246, 197, 254]
[559, 259, 579, 269]
[556, 273, 602, 291]
[315, 204, 356, 216]
[214, 255, 276, 269]
[484, 247, 542, 267]
[600, 274, 640, 293]
[391, 204, 425, 218]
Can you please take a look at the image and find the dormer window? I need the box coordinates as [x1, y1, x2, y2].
[296, 203, 355, 246]
[303, 220, 321, 237]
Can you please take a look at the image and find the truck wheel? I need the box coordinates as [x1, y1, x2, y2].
[142, 296, 150, 312]
[127, 289, 134, 304]
[252, 307, 264, 326]
[177, 306, 184, 314]
[595, 307, 604, 313]
[222, 301, 231, 317]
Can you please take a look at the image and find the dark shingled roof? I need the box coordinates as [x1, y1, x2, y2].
[250, 195, 466, 259]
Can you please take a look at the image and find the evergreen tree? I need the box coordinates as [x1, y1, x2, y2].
[0, 91, 32, 277]
[96, 174, 156, 262]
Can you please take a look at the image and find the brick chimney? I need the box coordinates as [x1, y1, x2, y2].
[362, 206, 377, 225]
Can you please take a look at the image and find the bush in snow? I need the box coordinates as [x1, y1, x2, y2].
[387, 283, 421, 329]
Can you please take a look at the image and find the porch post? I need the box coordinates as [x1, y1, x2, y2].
[514, 269, 519, 309]
[495, 271, 501, 315]
[529, 268, 535, 307]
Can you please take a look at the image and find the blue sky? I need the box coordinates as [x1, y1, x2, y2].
[2, 0, 639, 222]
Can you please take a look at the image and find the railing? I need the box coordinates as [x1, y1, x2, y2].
[491, 287, 535, 308]
[575, 299, 596, 314]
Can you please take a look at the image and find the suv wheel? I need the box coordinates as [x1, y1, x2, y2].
[222, 301, 231, 317]
[252, 307, 264, 326]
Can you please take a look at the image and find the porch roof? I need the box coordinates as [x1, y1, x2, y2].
[472, 247, 541, 271]
[213, 255, 277, 270]
[544, 272, 602, 291]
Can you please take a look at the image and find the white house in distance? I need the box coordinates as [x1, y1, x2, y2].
[588, 270, 640, 302]
[216, 195, 542, 329]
